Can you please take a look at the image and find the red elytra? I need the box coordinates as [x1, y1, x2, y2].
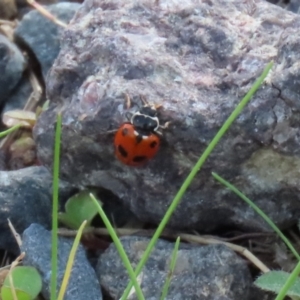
[114, 123, 160, 166]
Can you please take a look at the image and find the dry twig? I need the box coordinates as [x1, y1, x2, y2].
[59, 227, 270, 273]
[26, 0, 68, 28]
[7, 219, 22, 247]
[25, 67, 43, 110]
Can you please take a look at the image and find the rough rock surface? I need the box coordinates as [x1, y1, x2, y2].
[249, 285, 274, 300]
[15, 2, 81, 78]
[34, 0, 300, 232]
[97, 236, 252, 299]
[0, 34, 25, 105]
[22, 224, 102, 300]
[0, 166, 73, 254]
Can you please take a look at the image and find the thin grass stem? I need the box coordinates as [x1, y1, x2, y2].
[275, 261, 300, 300]
[57, 221, 87, 300]
[160, 237, 180, 300]
[50, 114, 62, 300]
[212, 172, 300, 260]
[0, 124, 21, 138]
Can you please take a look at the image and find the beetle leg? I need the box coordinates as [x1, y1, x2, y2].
[140, 94, 149, 106]
[159, 121, 171, 129]
[124, 93, 131, 109]
[124, 93, 134, 121]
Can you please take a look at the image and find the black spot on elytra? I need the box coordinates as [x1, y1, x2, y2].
[118, 145, 128, 158]
[150, 141, 158, 148]
[133, 156, 147, 163]
[122, 128, 128, 136]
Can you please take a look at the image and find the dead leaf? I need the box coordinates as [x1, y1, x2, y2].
[3, 110, 36, 128]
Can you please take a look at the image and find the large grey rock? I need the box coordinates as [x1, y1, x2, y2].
[22, 224, 102, 300]
[2, 73, 33, 113]
[97, 236, 252, 299]
[0, 166, 73, 254]
[15, 2, 81, 78]
[0, 34, 25, 105]
[34, 0, 300, 232]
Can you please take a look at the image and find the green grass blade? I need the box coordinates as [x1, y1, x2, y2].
[121, 62, 274, 300]
[57, 220, 87, 300]
[275, 261, 300, 300]
[211, 172, 300, 261]
[50, 114, 62, 300]
[0, 124, 21, 138]
[89, 193, 145, 300]
[160, 237, 180, 300]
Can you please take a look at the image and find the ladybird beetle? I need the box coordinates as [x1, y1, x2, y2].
[114, 96, 164, 166]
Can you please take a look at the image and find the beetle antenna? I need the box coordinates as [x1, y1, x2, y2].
[140, 95, 149, 106]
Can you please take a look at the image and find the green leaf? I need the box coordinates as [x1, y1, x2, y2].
[1, 288, 31, 300]
[255, 271, 300, 296]
[1, 266, 42, 300]
[59, 189, 101, 229]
